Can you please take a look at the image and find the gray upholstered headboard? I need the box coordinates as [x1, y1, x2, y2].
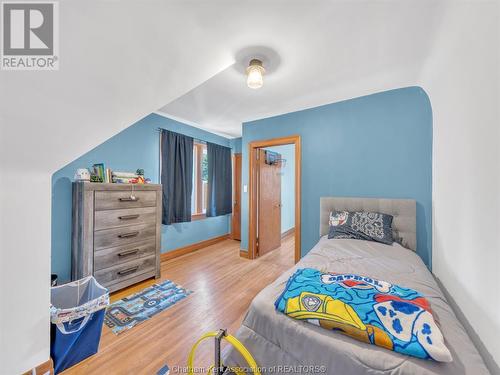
[320, 197, 417, 251]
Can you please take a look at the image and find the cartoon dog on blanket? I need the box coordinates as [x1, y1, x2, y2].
[277, 269, 451, 362]
[286, 291, 395, 350]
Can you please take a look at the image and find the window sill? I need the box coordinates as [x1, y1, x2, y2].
[192, 213, 207, 221]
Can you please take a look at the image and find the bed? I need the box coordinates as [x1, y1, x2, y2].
[223, 197, 489, 374]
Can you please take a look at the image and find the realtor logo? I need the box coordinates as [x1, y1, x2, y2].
[1, 1, 59, 70]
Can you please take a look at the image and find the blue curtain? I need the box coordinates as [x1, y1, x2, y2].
[207, 142, 232, 217]
[160, 130, 193, 224]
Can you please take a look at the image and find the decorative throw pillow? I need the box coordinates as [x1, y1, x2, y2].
[328, 211, 394, 245]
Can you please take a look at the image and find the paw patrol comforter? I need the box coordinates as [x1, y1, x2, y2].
[223, 238, 490, 375]
[275, 268, 451, 362]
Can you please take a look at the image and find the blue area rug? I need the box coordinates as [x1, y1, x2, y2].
[104, 280, 192, 334]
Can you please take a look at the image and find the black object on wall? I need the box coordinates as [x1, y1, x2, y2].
[160, 129, 194, 224]
[207, 142, 232, 217]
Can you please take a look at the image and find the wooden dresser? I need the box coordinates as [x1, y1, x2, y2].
[72, 182, 162, 292]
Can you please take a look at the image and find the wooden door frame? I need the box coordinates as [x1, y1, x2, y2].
[231, 153, 242, 240]
[248, 135, 301, 263]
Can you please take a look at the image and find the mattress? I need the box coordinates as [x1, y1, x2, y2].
[223, 238, 489, 374]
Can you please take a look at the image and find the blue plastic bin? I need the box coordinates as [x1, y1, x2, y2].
[50, 276, 109, 374]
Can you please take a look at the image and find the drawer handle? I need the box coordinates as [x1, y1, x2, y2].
[117, 266, 139, 276]
[118, 231, 139, 238]
[118, 249, 139, 257]
[119, 196, 140, 202]
[118, 214, 140, 220]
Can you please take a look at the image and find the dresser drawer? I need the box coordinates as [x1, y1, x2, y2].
[94, 240, 156, 271]
[94, 190, 157, 210]
[94, 207, 157, 230]
[94, 223, 156, 250]
[72, 182, 162, 292]
[94, 256, 156, 287]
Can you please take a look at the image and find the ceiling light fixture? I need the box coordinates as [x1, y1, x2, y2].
[246, 58, 265, 89]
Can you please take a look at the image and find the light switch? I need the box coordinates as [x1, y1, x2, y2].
[243, 184, 248, 193]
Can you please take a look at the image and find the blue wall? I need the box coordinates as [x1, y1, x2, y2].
[52, 113, 233, 283]
[230, 137, 242, 153]
[241, 87, 433, 268]
[265, 144, 295, 234]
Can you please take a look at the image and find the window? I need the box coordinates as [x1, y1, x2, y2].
[192, 142, 208, 217]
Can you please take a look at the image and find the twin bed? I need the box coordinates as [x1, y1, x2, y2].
[224, 198, 489, 374]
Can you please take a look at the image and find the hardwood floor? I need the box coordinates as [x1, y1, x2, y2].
[64, 235, 295, 374]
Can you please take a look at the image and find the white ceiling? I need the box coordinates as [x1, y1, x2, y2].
[158, 1, 448, 137]
[0, 0, 450, 172]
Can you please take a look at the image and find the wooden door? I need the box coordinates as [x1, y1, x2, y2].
[232, 153, 242, 240]
[257, 149, 281, 256]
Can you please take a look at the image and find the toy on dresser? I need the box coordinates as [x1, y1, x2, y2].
[74, 164, 152, 184]
[112, 169, 151, 184]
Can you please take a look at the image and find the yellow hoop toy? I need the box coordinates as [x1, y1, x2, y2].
[187, 331, 261, 375]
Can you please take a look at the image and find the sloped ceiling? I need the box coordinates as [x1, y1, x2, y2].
[0, 0, 448, 172]
[159, 1, 448, 137]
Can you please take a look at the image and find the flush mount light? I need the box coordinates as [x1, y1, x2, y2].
[246, 58, 265, 89]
